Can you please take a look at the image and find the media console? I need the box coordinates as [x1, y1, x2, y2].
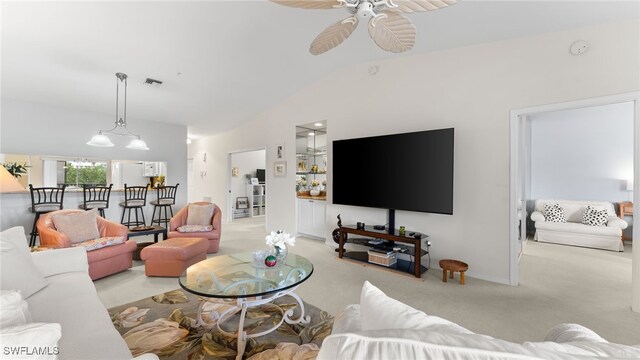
[338, 225, 429, 278]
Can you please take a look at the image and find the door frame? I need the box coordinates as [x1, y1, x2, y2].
[227, 147, 267, 224]
[509, 92, 639, 312]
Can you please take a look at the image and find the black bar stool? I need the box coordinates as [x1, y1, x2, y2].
[28, 184, 66, 246]
[150, 183, 179, 228]
[119, 184, 148, 228]
[79, 184, 113, 218]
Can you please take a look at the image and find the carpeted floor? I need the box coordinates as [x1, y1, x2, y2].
[108, 288, 333, 360]
[97, 216, 640, 346]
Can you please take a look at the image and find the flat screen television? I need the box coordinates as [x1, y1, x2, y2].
[256, 169, 265, 183]
[333, 128, 454, 230]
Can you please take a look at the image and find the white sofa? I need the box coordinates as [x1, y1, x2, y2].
[0, 227, 157, 360]
[531, 199, 626, 252]
[317, 282, 640, 359]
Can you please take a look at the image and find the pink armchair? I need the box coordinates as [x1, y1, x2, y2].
[37, 209, 137, 280]
[168, 202, 221, 253]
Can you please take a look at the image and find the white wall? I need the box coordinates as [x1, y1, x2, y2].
[230, 149, 266, 216]
[190, 20, 640, 284]
[0, 98, 188, 232]
[530, 102, 634, 202]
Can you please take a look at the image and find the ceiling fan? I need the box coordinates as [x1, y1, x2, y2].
[270, 0, 457, 55]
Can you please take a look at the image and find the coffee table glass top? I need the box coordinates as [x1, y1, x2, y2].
[179, 252, 313, 299]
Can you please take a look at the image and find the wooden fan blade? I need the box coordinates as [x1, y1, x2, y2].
[310, 17, 358, 55]
[392, 0, 457, 13]
[269, 0, 342, 10]
[368, 12, 416, 53]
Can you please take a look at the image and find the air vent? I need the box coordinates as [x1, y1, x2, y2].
[144, 78, 163, 85]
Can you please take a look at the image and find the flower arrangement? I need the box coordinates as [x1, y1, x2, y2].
[265, 230, 296, 249]
[296, 177, 307, 192]
[311, 180, 320, 188]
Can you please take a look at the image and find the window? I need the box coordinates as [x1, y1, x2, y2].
[63, 160, 107, 187]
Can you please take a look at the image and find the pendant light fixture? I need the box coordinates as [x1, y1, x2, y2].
[87, 72, 150, 150]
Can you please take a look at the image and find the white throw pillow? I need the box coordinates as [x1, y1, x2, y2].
[544, 323, 607, 343]
[331, 304, 361, 335]
[0, 290, 32, 327]
[51, 210, 100, 244]
[581, 206, 608, 227]
[186, 203, 215, 226]
[0, 322, 61, 360]
[0, 227, 48, 298]
[543, 203, 566, 223]
[359, 281, 472, 334]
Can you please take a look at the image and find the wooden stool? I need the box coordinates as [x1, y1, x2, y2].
[439, 259, 469, 285]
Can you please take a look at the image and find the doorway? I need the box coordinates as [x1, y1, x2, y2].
[228, 149, 266, 226]
[510, 92, 640, 312]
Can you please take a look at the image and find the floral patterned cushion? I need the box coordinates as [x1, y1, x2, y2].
[177, 225, 214, 233]
[73, 237, 126, 252]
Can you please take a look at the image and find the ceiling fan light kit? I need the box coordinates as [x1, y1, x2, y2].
[87, 72, 150, 150]
[271, 0, 457, 55]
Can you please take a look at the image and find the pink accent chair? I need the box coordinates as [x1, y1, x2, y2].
[37, 209, 137, 280]
[168, 202, 221, 253]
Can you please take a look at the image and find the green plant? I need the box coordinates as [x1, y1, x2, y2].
[3, 162, 29, 178]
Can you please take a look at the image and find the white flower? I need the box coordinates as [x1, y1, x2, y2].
[265, 230, 296, 248]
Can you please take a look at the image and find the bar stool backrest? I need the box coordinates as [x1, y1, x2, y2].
[155, 183, 179, 205]
[29, 184, 66, 213]
[82, 184, 113, 208]
[123, 184, 148, 207]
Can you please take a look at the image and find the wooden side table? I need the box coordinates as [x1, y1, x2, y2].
[618, 202, 633, 242]
[439, 259, 469, 285]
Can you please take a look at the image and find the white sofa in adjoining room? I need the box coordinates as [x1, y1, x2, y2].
[0, 227, 157, 360]
[531, 199, 626, 252]
[317, 281, 640, 359]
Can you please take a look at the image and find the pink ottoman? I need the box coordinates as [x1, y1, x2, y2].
[140, 237, 208, 277]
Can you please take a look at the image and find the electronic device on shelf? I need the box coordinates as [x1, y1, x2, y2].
[256, 168, 265, 183]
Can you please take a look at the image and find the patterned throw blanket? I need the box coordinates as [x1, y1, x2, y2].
[108, 289, 333, 359]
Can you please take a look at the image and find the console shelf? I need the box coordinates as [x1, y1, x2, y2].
[338, 225, 429, 278]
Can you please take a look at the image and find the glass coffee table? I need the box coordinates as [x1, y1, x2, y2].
[179, 252, 313, 360]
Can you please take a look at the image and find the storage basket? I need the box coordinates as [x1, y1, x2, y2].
[367, 250, 397, 267]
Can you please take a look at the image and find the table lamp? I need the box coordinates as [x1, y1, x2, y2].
[0, 166, 25, 192]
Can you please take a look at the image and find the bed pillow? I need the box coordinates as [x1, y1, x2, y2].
[543, 203, 566, 223]
[581, 206, 608, 227]
[359, 281, 472, 335]
[0, 290, 32, 327]
[50, 210, 100, 244]
[0, 227, 48, 298]
[186, 203, 215, 226]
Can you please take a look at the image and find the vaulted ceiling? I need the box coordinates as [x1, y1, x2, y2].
[2, 1, 638, 137]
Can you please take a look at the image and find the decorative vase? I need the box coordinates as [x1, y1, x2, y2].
[272, 244, 288, 262]
[310, 187, 320, 196]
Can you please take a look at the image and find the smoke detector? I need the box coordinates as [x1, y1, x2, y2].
[144, 78, 163, 86]
[570, 40, 589, 56]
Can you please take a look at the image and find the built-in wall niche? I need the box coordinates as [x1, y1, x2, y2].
[0, 153, 167, 190]
[295, 121, 327, 192]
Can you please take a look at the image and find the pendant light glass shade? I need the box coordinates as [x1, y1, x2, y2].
[126, 138, 150, 151]
[87, 72, 150, 150]
[87, 133, 115, 147]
